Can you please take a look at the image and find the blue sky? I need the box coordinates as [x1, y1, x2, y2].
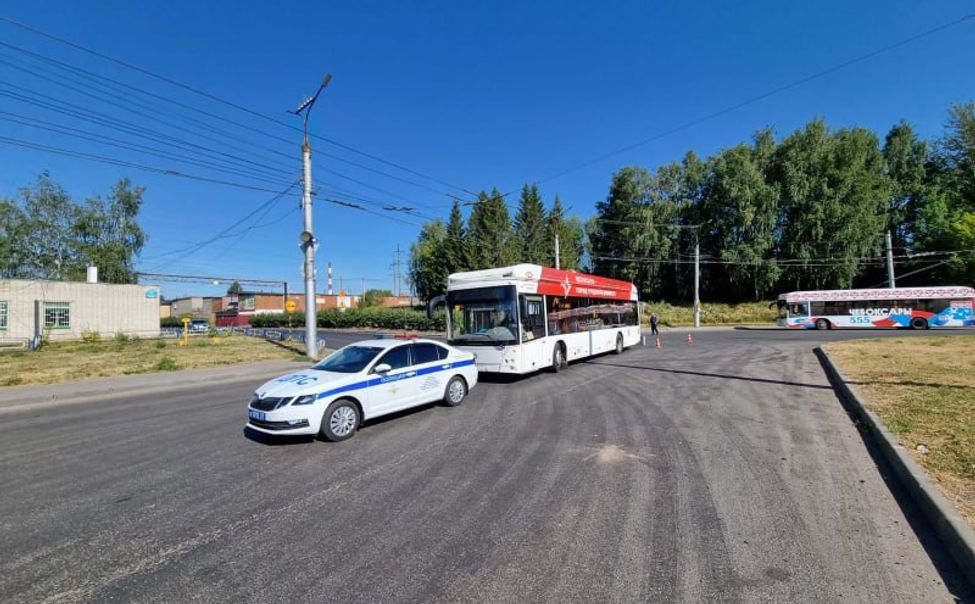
[1, 1, 972, 298]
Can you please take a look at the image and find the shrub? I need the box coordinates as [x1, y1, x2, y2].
[154, 356, 178, 371]
[160, 316, 184, 328]
[155, 340, 167, 349]
[114, 331, 130, 343]
[248, 308, 445, 331]
[81, 329, 101, 343]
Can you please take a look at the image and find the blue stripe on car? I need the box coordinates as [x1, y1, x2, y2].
[315, 359, 474, 400]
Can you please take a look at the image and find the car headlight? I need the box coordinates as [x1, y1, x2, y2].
[292, 394, 317, 406]
[249, 394, 260, 405]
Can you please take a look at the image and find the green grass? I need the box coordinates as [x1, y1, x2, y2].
[641, 301, 777, 327]
[826, 336, 975, 525]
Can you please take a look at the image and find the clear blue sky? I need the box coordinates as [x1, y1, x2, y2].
[1, 1, 972, 298]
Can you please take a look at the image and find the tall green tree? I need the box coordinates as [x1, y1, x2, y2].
[882, 120, 928, 247]
[19, 173, 78, 280]
[226, 280, 243, 294]
[545, 195, 583, 270]
[408, 219, 448, 300]
[699, 143, 780, 300]
[71, 178, 148, 283]
[773, 119, 889, 290]
[0, 198, 27, 279]
[443, 200, 469, 275]
[465, 188, 515, 269]
[513, 184, 547, 264]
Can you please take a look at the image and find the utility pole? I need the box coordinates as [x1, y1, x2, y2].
[693, 237, 701, 328]
[885, 230, 896, 288]
[392, 245, 403, 297]
[554, 233, 561, 269]
[291, 74, 331, 360]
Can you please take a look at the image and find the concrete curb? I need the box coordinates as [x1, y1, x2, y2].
[0, 360, 310, 414]
[815, 346, 975, 588]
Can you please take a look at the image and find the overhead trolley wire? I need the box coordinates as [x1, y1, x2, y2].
[0, 16, 476, 200]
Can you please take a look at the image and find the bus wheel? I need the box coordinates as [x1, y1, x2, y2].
[552, 343, 566, 373]
[910, 317, 928, 330]
[815, 318, 830, 330]
[614, 333, 624, 354]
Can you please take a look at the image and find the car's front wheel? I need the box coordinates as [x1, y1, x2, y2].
[320, 399, 360, 442]
[443, 376, 467, 407]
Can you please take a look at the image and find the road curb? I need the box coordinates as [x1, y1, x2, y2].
[815, 346, 975, 588]
[0, 361, 309, 414]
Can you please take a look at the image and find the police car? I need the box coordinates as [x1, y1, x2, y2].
[246, 336, 478, 441]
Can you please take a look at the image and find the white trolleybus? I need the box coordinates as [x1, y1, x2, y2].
[432, 264, 640, 373]
[776, 286, 975, 330]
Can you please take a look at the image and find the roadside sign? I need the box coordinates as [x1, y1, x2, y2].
[286, 300, 298, 313]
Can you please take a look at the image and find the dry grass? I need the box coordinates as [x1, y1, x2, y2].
[0, 334, 303, 388]
[826, 336, 975, 525]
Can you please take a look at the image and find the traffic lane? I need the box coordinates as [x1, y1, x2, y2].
[0, 337, 970, 602]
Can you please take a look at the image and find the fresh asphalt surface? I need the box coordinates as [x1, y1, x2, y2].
[2, 329, 974, 603]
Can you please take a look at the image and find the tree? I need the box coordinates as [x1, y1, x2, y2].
[937, 102, 975, 208]
[465, 188, 515, 269]
[882, 121, 928, 246]
[408, 219, 448, 301]
[545, 195, 583, 270]
[360, 288, 393, 308]
[513, 184, 547, 264]
[0, 174, 148, 283]
[0, 198, 27, 279]
[443, 200, 469, 275]
[227, 281, 243, 294]
[71, 178, 148, 283]
[699, 143, 780, 300]
[773, 119, 889, 290]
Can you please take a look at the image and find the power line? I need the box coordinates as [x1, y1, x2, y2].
[0, 16, 476, 199]
[534, 13, 975, 187]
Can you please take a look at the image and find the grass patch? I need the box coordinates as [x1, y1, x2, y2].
[0, 335, 307, 388]
[642, 300, 776, 327]
[826, 336, 975, 525]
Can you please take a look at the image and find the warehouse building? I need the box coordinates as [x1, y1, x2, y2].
[0, 270, 161, 344]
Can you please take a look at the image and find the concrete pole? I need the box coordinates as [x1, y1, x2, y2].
[554, 233, 561, 269]
[302, 137, 318, 359]
[886, 230, 896, 288]
[693, 238, 701, 328]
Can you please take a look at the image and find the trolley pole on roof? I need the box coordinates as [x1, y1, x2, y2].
[291, 74, 332, 360]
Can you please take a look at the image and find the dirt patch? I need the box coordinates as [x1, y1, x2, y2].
[583, 444, 648, 464]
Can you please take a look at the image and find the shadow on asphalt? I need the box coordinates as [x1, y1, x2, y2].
[243, 426, 315, 446]
[815, 353, 975, 601]
[587, 360, 834, 390]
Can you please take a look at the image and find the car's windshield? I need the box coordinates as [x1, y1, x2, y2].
[313, 346, 383, 373]
[447, 285, 518, 345]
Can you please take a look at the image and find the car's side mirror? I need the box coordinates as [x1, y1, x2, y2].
[373, 363, 392, 374]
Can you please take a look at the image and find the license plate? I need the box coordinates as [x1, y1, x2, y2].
[249, 410, 266, 421]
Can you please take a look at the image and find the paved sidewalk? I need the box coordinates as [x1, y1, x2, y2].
[0, 359, 310, 412]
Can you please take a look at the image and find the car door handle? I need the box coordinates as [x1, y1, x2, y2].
[405, 371, 417, 377]
[441, 364, 450, 369]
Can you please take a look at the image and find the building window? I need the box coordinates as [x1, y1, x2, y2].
[0, 301, 7, 330]
[44, 302, 70, 329]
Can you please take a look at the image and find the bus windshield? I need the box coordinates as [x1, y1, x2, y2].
[447, 285, 519, 345]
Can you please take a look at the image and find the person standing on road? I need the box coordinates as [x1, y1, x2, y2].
[650, 312, 659, 336]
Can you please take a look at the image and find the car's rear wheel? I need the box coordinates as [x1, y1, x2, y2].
[443, 376, 467, 407]
[910, 317, 929, 330]
[615, 333, 624, 354]
[320, 399, 360, 442]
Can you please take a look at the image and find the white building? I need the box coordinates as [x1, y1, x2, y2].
[0, 277, 161, 344]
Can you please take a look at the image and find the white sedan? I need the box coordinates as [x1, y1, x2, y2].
[246, 337, 478, 441]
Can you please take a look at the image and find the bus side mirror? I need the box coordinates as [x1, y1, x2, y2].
[427, 294, 445, 319]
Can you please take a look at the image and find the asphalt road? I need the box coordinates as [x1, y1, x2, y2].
[2, 328, 973, 603]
